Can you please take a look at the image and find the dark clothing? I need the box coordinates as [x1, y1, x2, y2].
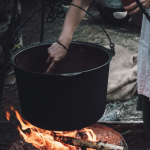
[0, 0, 22, 68]
[137, 95, 150, 141]
[137, 94, 143, 111]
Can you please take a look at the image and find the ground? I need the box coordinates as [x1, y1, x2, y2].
[0, 1, 148, 150]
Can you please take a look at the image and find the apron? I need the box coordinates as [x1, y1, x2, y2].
[137, 8, 150, 98]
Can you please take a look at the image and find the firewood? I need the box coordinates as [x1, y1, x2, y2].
[53, 135, 127, 150]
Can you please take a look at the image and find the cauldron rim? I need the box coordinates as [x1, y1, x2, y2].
[11, 41, 113, 76]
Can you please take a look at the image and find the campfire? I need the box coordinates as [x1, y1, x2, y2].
[5, 107, 127, 150]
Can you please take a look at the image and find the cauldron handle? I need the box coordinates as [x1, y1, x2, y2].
[62, 0, 115, 54]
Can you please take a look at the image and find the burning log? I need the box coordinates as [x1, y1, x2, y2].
[53, 134, 127, 150]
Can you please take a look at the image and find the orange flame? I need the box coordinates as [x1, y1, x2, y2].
[10, 106, 14, 111]
[7, 107, 97, 150]
[6, 111, 11, 121]
[82, 128, 97, 141]
[6, 106, 14, 121]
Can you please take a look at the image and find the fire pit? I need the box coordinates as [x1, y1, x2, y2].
[5, 103, 128, 150]
[6, 124, 128, 150]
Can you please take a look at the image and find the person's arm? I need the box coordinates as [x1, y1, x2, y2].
[46, 0, 91, 73]
[124, 0, 150, 15]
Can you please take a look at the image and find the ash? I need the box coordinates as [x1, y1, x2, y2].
[103, 95, 143, 122]
[12, 139, 39, 150]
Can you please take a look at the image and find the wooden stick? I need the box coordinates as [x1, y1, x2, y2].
[54, 135, 127, 150]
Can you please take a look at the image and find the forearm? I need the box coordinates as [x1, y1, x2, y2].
[58, 0, 91, 47]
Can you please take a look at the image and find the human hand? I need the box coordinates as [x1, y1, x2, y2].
[45, 42, 68, 73]
[124, 0, 150, 15]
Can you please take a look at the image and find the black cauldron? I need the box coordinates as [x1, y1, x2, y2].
[11, 41, 115, 131]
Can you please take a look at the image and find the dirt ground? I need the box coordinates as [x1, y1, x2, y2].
[0, 1, 149, 150]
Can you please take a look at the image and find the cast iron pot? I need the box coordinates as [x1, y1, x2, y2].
[97, 0, 130, 25]
[11, 41, 115, 131]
